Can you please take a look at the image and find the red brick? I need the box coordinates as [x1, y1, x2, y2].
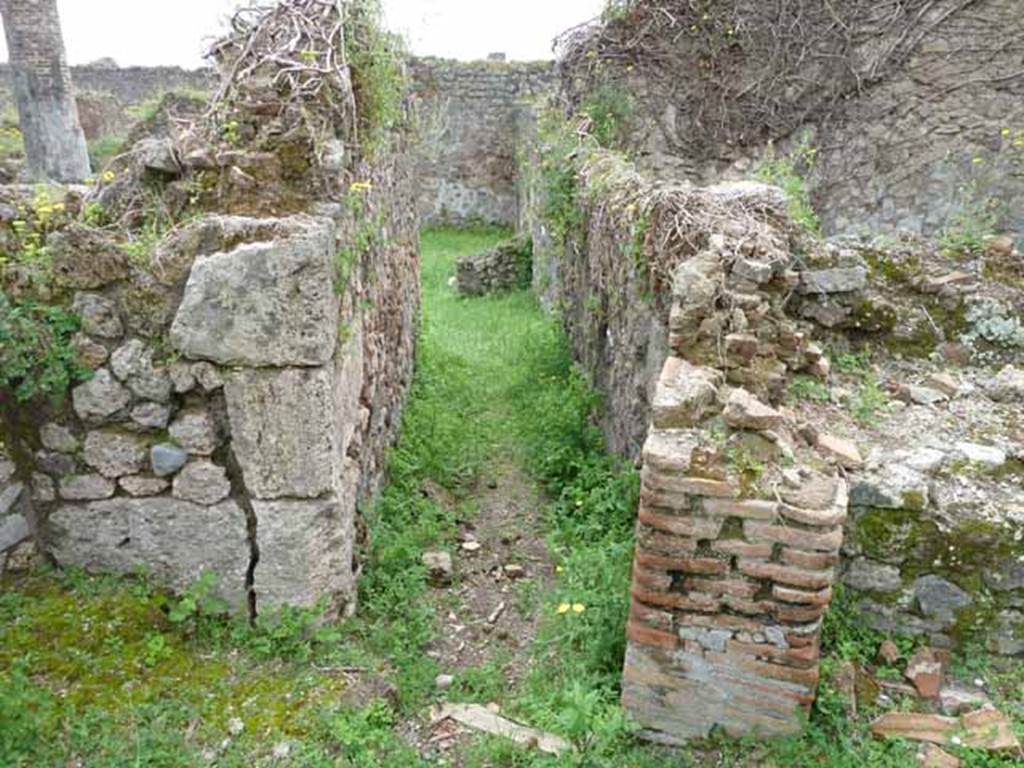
[678, 612, 764, 633]
[630, 603, 674, 631]
[702, 498, 779, 520]
[684, 577, 760, 599]
[643, 469, 739, 499]
[637, 551, 729, 575]
[779, 503, 846, 527]
[711, 539, 774, 559]
[707, 651, 821, 689]
[772, 584, 833, 606]
[785, 632, 819, 648]
[738, 559, 833, 589]
[743, 521, 843, 553]
[727, 640, 819, 667]
[632, 585, 720, 612]
[720, 594, 776, 616]
[633, 565, 673, 591]
[638, 506, 722, 539]
[775, 603, 827, 622]
[627, 620, 679, 651]
[779, 547, 837, 570]
[637, 523, 698, 556]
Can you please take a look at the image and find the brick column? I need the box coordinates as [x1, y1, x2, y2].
[0, 0, 91, 181]
[620, 196, 845, 742]
[623, 421, 846, 741]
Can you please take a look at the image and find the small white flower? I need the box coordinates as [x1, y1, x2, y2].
[974, 678, 985, 687]
[951, 736, 962, 746]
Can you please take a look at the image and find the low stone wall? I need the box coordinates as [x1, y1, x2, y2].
[455, 237, 531, 296]
[410, 57, 555, 226]
[0, 179, 418, 616]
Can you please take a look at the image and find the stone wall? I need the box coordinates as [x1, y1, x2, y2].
[0, 64, 213, 119]
[559, 0, 1024, 240]
[0, 177, 418, 617]
[455, 237, 531, 296]
[522, 132, 1024, 741]
[410, 57, 555, 226]
[0, 3, 419, 617]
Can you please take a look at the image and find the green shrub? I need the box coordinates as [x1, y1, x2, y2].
[345, 0, 407, 159]
[0, 293, 89, 403]
[757, 133, 822, 234]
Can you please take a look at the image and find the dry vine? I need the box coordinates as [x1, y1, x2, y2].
[555, 0, 1009, 162]
[205, 0, 358, 160]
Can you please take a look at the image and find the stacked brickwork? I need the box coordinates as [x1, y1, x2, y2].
[611, 181, 847, 742]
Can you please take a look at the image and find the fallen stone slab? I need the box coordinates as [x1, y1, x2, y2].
[870, 708, 1020, 752]
[918, 744, 961, 768]
[435, 703, 571, 756]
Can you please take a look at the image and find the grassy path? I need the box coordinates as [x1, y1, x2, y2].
[3, 228, 1020, 767]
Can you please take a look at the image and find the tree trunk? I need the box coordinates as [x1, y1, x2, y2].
[0, 0, 90, 182]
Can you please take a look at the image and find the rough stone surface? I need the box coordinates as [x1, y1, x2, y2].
[72, 292, 122, 338]
[984, 365, 1024, 403]
[170, 217, 340, 367]
[150, 443, 188, 477]
[59, 474, 116, 501]
[0, 512, 30, 552]
[843, 559, 903, 593]
[423, 550, 453, 585]
[913, 576, 973, 624]
[118, 475, 170, 497]
[130, 402, 172, 430]
[225, 366, 340, 499]
[172, 460, 232, 506]
[1, 481, 24, 517]
[110, 339, 173, 403]
[723, 388, 784, 430]
[48, 497, 250, 609]
[252, 495, 355, 613]
[39, 423, 79, 453]
[168, 408, 220, 455]
[798, 268, 868, 295]
[72, 369, 131, 421]
[83, 431, 148, 478]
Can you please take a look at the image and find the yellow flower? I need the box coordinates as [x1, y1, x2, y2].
[350, 181, 372, 193]
[101, 170, 116, 183]
[555, 565, 564, 574]
[572, 603, 586, 614]
[1002, 128, 1012, 137]
[557, 603, 571, 614]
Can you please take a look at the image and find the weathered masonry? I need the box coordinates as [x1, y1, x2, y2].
[0, 1, 419, 617]
[410, 57, 555, 226]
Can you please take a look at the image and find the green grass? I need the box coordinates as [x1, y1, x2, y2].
[2, 227, 1021, 767]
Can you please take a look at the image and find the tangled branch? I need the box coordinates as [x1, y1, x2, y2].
[205, 0, 358, 155]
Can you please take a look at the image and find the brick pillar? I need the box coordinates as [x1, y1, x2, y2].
[620, 198, 844, 742]
[0, 0, 91, 181]
[623, 421, 846, 741]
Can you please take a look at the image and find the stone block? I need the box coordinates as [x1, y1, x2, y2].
[172, 461, 232, 506]
[723, 388, 784, 430]
[168, 408, 220, 455]
[83, 430, 148, 478]
[59, 474, 116, 501]
[252, 494, 356, 614]
[0, 512, 30, 552]
[48, 497, 250, 610]
[225, 366, 340, 499]
[170, 217, 340, 366]
[743, 520, 843, 552]
[797, 267, 867, 295]
[651, 358, 722, 428]
[72, 369, 131, 421]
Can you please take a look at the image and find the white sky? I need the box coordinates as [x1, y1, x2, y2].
[0, 1, 604, 68]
